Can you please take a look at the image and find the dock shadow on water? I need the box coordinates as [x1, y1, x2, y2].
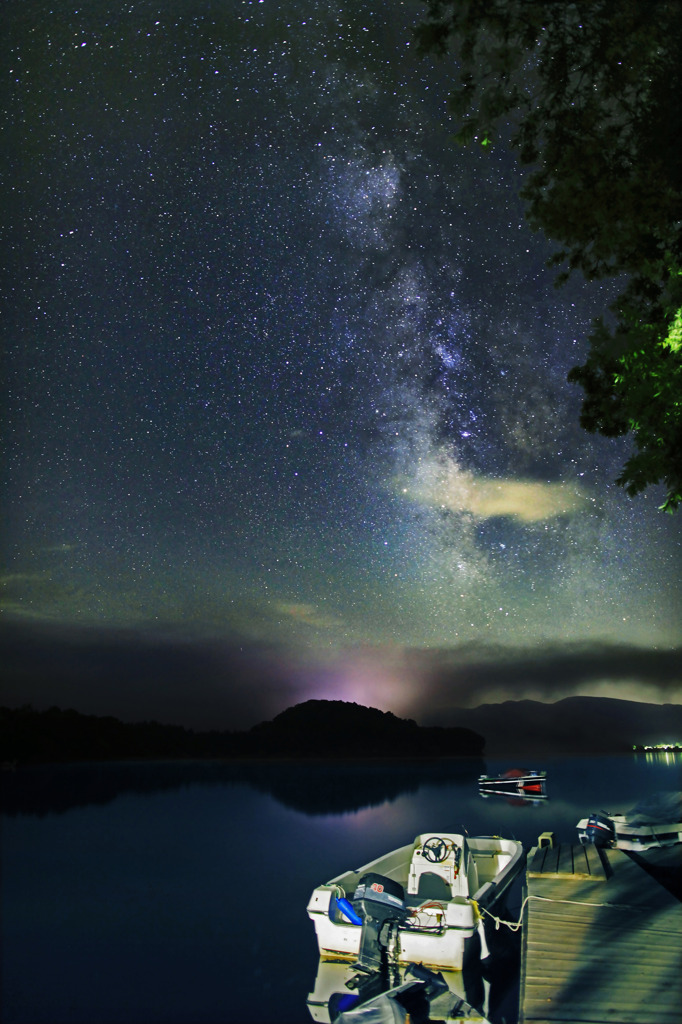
[1, 754, 679, 1023]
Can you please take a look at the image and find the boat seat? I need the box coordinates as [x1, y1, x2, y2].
[407, 834, 464, 896]
[416, 871, 451, 901]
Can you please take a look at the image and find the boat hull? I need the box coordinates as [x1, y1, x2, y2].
[309, 889, 476, 969]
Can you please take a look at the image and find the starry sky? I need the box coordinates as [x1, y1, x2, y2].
[3, 1, 681, 729]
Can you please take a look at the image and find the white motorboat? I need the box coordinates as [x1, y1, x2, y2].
[307, 832, 525, 972]
[577, 792, 682, 850]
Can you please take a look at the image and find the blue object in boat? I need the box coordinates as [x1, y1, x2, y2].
[336, 896, 362, 925]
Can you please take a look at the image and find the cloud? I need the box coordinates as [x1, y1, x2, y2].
[0, 572, 75, 621]
[419, 641, 682, 711]
[1, 572, 48, 588]
[273, 601, 345, 631]
[1, 617, 678, 735]
[398, 451, 591, 521]
[0, 618, 296, 731]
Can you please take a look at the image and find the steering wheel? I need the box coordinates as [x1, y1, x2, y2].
[422, 836, 450, 863]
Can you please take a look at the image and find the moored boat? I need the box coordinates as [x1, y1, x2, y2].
[577, 791, 682, 850]
[307, 831, 525, 972]
[478, 769, 546, 797]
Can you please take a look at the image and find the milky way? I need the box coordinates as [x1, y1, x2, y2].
[3, 2, 680, 725]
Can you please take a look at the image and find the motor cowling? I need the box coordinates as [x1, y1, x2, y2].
[582, 812, 615, 847]
[351, 872, 408, 972]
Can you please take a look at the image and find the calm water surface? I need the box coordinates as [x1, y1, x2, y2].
[2, 754, 680, 1024]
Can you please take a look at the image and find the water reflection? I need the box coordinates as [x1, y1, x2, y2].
[1, 757, 485, 818]
[307, 958, 494, 1023]
[636, 749, 682, 767]
[1, 756, 679, 1024]
[478, 790, 548, 808]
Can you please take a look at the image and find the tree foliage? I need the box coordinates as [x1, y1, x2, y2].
[414, 0, 682, 509]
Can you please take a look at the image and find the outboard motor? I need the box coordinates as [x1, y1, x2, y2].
[351, 872, 408, 972]
[581, 812, 615, 847]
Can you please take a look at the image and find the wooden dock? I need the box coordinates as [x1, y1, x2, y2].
[519, 840, 682, 1023]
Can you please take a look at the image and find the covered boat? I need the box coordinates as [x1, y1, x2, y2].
[478, 769, 546, 797]
[307, 832, 525, 972]
[577, 791, 682, 850]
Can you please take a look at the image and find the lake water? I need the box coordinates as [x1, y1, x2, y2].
[1, 753, 680, 1024]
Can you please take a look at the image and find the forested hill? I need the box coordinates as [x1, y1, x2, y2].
[246, 700, 484, 757]
[4, 696, 677, 764]
[0, 701, 484, 764]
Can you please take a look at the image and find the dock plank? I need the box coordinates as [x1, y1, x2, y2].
[527, 842, 608, 879]
[583, 841, 605, 878]
[557, 844, 574, 876]
[528, 843, 560, 876]
[519, 843, 682, 1023]
[527, 845, 547, 875]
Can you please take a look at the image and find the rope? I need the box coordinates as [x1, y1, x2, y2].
[480, 892, 654, 933]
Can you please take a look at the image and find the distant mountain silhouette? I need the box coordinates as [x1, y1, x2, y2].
[1, 700, 485, 817]
[3, 696, 679, 767]
[0, 700, 484, 765]
[247, 699, 485, 758]
[436, 696, 682, 755]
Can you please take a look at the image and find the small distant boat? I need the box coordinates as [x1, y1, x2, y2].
[478, 769, 546, 798]
[307, 831, 525, 972]
[577, 792, 682, 850]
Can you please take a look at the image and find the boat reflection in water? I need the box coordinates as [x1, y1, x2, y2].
[478, 789, 548, 809]
[307, 959, 490, 1022]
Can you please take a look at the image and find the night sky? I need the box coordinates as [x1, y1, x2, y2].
[3, 1, 681, 729]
